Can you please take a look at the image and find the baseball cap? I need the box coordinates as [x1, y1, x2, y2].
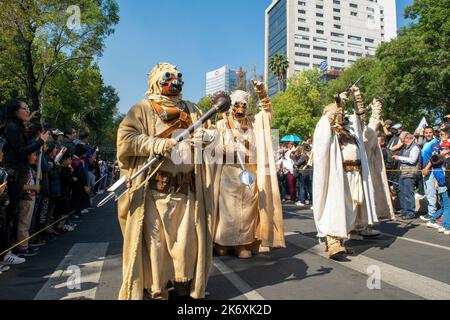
[384, 120, 392, 126]
[392, 124, 402, 130]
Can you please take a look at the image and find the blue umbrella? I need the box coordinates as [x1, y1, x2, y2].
[280, 135, 302, 143]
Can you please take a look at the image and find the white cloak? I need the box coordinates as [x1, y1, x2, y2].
[312, 114, 378, 239]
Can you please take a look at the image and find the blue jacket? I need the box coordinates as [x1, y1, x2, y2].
[432, 167, 446, 188]
[421, 138, 440, 169]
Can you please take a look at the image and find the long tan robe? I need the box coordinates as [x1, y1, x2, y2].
[313, 113, 377, 239]
[212, 108, 285, 249]
[116, 99, 214, 300]
[213, 119, 259, 246]
[363, 111, 395, 220]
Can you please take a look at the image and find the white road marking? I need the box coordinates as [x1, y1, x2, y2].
[213, 258, 265, 300]
[286, 211, 450, 252]
[285, 233, 450, 300]
[381, 232, 450, 251]
[34, 243, 109, 300]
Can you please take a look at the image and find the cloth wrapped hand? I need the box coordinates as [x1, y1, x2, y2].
[153, 138, 178, 157]
[252, 80, 271, 110]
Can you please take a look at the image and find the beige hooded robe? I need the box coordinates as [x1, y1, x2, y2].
[212, 90, 285, 249]
[363, 100, 395, 220]
[116, 63, 214, 300]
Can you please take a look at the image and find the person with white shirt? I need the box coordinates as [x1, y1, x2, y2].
[277, 152, 296, 202]
[392, 132, 422, 219]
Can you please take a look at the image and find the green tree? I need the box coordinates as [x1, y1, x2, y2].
[325, 57, 381, 103]
[269, 53, 289, 93]
[99, 112, 125, 160]
[42, 61, 119, 144]
[272, 69, 326, 138]
[197, 95, 211, 114]
[0, 0, 119, 110]
[197, 95, 225, 124]
[375, 0, 449, 127]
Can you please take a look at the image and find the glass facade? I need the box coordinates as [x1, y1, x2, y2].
[205, 66, 241, 96]
[267, 0, 287, 97]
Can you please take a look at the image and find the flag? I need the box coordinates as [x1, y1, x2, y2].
[319, 60, 328, 72]
[415, 117, 428, 132]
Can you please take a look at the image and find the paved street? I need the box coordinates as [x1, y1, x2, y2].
[1, 196, 449, 300]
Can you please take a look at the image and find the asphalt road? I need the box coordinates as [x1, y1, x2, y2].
[1, 196, 449, 300]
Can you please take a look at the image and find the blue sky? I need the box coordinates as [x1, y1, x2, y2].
[397, 0, 413, 28]
[99, 0, 413, 114]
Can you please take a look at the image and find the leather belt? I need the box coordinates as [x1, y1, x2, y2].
[149, 170, 194, 195]
[343, 160, 361, 173]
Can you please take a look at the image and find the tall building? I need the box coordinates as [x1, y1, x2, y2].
[205, 65, 244, 96]
[265, 0, 398, 96]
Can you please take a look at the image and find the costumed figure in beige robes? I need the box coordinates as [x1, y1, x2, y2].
[359, 94, 395, 223]
[116, 62, 215, 300]
[212, 81, 285, 259]
[312, 87, 378, 259]
[345, 88, 395, 240]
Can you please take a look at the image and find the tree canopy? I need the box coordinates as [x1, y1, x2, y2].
[0, 0, 121, 151]
[272, 69, 326, 138]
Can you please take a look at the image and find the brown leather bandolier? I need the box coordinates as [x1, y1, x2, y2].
[150, 100, 193, 138]
[147, 100, 195, 195]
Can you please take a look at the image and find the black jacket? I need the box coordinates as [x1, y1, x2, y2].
[62, 138, 76, 156]
[59, 166, 73, 199]
[3, 120, 43, 169]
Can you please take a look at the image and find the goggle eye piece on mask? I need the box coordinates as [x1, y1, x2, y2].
[177, 73, 183, 79]
[161, 72, 172, 85]
[234, 101, 247, 108]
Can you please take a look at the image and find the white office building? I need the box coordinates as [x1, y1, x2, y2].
[265, 0, 398, 96]
[205, 65, 243, 96]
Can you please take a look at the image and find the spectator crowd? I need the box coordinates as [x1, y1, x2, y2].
[0, 98, 119, 275]
[277, 115, 450, 236]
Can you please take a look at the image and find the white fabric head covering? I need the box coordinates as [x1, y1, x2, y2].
[145, 62, 182, 107]
[230, 90, 250, 105]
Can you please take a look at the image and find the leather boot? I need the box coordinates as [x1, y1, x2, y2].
[173, 281, 191, 298]
[348, 231, 364, 241]
[359, 227, 382, 238]
[326, 235, 347, 259]
[236, 246, 252, 259]
[214, 244, 228, 256]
